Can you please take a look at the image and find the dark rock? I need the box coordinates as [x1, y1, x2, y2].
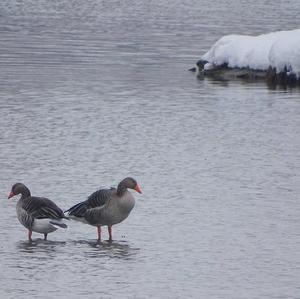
[194, 62, 300, 87]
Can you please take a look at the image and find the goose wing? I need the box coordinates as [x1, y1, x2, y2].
[86, 188, 115, 209]
[21, 196, 64, 219]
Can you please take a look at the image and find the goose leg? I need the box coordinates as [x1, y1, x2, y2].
[44, 233, 48, 241]
[108, 225, 112, 242]
[97, 226, 101, 242]
[28, 230, 32, 242]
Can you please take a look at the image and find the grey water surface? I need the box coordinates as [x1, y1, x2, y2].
[0, 1, 300, 298]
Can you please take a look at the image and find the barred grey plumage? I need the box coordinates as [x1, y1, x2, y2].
[65, 177, 142, 242]
[8, 183, 67, 241]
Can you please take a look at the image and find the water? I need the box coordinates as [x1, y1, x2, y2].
[0, 1, 300, 298]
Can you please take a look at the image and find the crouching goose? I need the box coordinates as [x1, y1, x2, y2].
[8, 183, 67, 241]
[65, 177, 142, 242]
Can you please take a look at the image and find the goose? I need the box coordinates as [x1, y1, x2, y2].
[8, 183, 67, 241]
[65, 177, 142, 242]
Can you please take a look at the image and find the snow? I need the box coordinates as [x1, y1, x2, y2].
[201, 29, 300, 78]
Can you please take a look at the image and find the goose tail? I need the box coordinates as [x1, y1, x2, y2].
[49, 219, 68, 229]
[64, 201, 88, 223]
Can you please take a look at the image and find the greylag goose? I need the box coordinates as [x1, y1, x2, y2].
[65, 177, 142, 242]
[8, 183, 67, 241]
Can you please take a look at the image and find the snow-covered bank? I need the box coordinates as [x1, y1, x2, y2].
[196, 29, 300, 85]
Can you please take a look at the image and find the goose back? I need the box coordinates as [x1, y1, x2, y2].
[16, 196, 65, 230]
[85, 189, 135, 226]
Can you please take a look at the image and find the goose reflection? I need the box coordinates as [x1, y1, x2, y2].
[16, 239, 66, 254]
[74, 239, 140, 260]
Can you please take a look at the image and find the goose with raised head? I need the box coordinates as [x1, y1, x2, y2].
[65, 177, 142, 242]
[8, 183, 67, 241]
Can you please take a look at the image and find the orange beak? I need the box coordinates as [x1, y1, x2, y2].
[134, 184, 142, 194]
[8, 191, 14, 199]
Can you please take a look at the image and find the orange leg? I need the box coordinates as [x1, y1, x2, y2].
[97, 226, 101, 242]
[28, 230, 32, 242]
[108, 226, 112, 242]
